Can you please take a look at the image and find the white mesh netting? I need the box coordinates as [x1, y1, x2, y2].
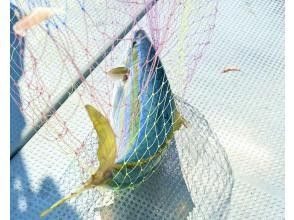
[10, 0, 284, 219]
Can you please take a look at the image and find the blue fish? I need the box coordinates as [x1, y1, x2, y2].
[109, 30, 184, 187]
[40, 30, 184, 217]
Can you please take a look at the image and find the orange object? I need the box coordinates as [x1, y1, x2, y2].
[13, 7, 62, 36]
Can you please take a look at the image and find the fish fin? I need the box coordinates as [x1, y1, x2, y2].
[107, 67, 129, 80]
[173, 110, 187, 131]
[85, 105, 117, 168]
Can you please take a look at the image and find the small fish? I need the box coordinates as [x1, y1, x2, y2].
[222, 67, 240, 73]
[40, 30, 185, 217]
[13, 7, 64, 36]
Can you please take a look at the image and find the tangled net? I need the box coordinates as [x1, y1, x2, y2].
[10, 0, 233, 219]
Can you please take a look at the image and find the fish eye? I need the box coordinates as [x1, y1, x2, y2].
[123, 74, 128, 81]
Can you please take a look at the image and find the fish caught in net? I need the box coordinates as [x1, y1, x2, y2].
[39, 30, 233, 218]
[42, 96, 233, 219]
[10, 0, 233, 219]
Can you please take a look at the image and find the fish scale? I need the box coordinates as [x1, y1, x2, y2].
[114, 30, 176, 164]
[109, 30, 181, 188]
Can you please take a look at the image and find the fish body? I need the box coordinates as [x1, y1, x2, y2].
[41, 30, 183, 217]
[109, 30, 180, 188]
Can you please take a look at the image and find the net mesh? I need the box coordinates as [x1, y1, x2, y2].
[10, 0, 285, 219]
[10, 0, 219, 154]
[10, 0, 235, 219]
[34, 97, 233, 219]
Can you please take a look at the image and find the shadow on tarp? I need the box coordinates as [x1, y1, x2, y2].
[10, 4, 80, 220]
[11, 154, 80, 220]
[10, 3, 26, 154]
[99, 140, 195, 219]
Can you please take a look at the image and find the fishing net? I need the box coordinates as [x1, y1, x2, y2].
[11, 96, 233, 219]
[61, 97, 233, 220]
[10, 0, 219, 154]
[10, 0, 234, 219]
